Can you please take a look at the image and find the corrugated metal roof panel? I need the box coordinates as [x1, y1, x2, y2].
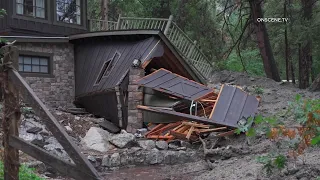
[137, 69, 213, 101]
[210, 85, 259, 127]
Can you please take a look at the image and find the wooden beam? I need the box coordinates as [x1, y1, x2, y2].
[8, 70, 101, 180]
[137, 105, 237, 128]
[2, 45, 20, 180]
[9, 136, 96, 180]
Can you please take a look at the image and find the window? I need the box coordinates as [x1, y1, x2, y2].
[19, 55, 49, 74]
[16, 0, 46, 19]
[56, 0, 81, 25]
[94, 52, 121, 85]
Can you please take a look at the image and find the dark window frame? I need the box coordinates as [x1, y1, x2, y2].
[18, 51, 54, 78]
[94, 51, 121, 86]
[53, 0, 87, 28]
[12, 0, 51, 23]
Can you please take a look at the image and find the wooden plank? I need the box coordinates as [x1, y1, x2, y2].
[2, 46, 20, 180]
[217, 130, 235, 137]
[186, 126, 195, 140]
[137, 105, 237, 128]
[145, 124, 166, 137]
[147, 135, 174, 139]
[9, 136, 97, 180]
[194, 127, 227, 134]
[8, 70, 100, 179]
[170, 131, 198, 141]
[148, 121, 182, 136]
[182, 122, 210, 128]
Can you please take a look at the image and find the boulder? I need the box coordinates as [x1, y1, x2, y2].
[138, 140, 156, 150]
[109, 130, 135, 148]
[145, 148, 163, 165]
[82, 127, 114, 152]
[155, 141, 168, 150]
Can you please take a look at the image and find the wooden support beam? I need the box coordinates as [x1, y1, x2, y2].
[2, 45, 20, 180]
[9, 136, 96, 180]
[137, 105, 237, 128]
[8, 69, 101, 180]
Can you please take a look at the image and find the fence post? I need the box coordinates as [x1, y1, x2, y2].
[164, 15, 173, 35]
[1, 45, 20, 180]
[116, 14, 122, 30]
[187, 40, 197, 59]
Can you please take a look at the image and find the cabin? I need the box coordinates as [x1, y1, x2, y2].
[0, 0, 214, 132]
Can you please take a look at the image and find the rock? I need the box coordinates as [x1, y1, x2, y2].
[26, 127, 43, 134]
[102, 155, 110, 167]
[168, 143, 179, 150]
[138, 140, 156, 150]
[110, 153, 121, 167]
[250, 77, 255, 81]
[44, 137, 70, 162]
[99, 120, 121, 133]
[82, 127, 114, 152]
[65, 126, 72, 132]
[156, 141, 168, 150]
[75, 116, 80, 120]
[31, 139, 49, 148]
[145, 148, 163, 165]
[177, 150, 189, 163]
[164, 151, 179, 164]
[109, 131, 135, 148]
[180, 141, 191, 149]
[87, 155, 96, 163]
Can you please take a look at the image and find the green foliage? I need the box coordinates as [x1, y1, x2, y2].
[0, 161, 44, 180]
[257, 154, 287, 176]
[221, 49, 265, 76]
[0, 9, 6, 18]
[254, 86, 264, 95]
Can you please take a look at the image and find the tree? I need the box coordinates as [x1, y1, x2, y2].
[249, 0, 281, 82]
[309, 73, 320, 91]
[298, 0, 314, 89]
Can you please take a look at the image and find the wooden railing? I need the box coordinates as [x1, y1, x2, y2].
[88, 15, 214, 80]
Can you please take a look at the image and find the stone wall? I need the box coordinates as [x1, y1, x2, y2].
[126, 67, 144, 133]
[16, 42, 75, 108]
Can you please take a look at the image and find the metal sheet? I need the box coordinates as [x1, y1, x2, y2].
[137, 69, 212, 101]
[210, 85, 259, 127]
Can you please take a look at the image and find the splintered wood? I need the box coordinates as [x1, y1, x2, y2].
[146, 121, 232, 142]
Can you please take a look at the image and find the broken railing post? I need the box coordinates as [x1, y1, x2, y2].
[116, 14, 122, 30]
[187, 40, 197, 59]
[1, 45, 20, 180]
[164, 15, 173, 36]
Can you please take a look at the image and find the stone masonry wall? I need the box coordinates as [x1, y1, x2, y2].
[126, 67, 144, 133]
[16, 42, 75, 108]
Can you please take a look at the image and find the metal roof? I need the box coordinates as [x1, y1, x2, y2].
[137, 68, 213, 101]
[210, 85, 259, 128]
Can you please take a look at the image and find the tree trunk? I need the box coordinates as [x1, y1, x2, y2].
[309, 73, 320, 91]
[299, 0, 313, 89]
[249, 0, 281, 82]
[100, 0, 109, 30]
[284, 0, 289, 82]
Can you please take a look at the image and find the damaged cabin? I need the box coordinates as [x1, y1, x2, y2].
[0, 0, 259, 134]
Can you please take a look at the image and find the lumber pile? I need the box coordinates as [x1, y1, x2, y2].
[145, 121, 234, 142]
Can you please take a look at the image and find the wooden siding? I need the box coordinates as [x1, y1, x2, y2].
[1, 0, 87, 36]
[76, 91, 119, 125]
[74, 36, 160, 96]
[0, 0, 8, 33]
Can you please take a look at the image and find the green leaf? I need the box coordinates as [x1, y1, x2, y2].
[295, 94, 302, 102]
[254, 115, 264, 124]
[247, 128, 256, 137]
[234, 128, 242, 135]
[273, 155, 287, 169]
[311, 136, 320, 145]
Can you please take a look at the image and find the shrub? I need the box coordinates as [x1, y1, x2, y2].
[0, 161, 44, 180]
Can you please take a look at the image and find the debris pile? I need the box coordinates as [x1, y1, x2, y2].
[136, 69, 260, 142]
